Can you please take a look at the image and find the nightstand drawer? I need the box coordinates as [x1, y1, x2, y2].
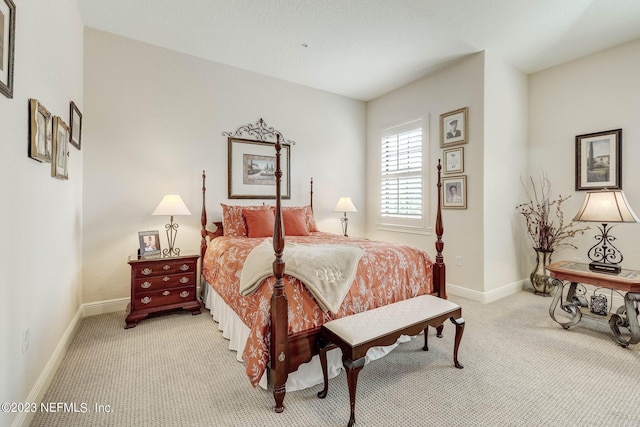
[133, 260, 197, 277]
[135, 286, 195, 309]
[134, 272, 195, 292]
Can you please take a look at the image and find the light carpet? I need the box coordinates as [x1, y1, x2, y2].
[30, 291, 640, 426]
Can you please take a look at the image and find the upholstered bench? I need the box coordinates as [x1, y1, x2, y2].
[317, 295, 464, 427]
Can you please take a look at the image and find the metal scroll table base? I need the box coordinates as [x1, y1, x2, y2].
[549, 279, 640, 347]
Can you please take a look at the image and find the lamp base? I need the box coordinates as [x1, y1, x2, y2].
[588, 262, 621, 274]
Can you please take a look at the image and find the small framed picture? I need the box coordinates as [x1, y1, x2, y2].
[69, 101, 82, 150]
[28, 99, 53, 163]
[0, 0, 15, 99]
[443, 147, 464, 174]
[440, 107, 468, 147]
[52, 116, 69, 180]
[442, 175, 467, 209]
[138, 230, 161, 259]
[575, 129, 622, 191]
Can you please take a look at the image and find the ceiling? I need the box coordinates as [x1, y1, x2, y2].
[77, 0, 640, 101]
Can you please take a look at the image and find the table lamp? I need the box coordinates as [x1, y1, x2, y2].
[573, 189, 639, 273]
[153, 194, 192, 257]
[334, 197, 357, 237]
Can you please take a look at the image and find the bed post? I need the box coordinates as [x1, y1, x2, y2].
[201, 170, 208, 261]
[271, 134, 289, 413]
[434, 159, 447, 299]
[310, 177, 314, 212]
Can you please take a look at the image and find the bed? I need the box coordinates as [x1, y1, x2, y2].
[200, 134, 447, 413]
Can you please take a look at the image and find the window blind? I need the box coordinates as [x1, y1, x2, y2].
[380, 123, 423, 220]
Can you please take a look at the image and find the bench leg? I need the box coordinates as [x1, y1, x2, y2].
[317, 340, 333, 399]
[450, 316, 465, 369]
[423, 327, 429, 351]
[344, 356, 365, 427]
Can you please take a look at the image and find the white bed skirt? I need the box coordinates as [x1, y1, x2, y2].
[203, 281, 409, 391]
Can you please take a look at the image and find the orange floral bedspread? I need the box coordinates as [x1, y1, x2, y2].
[202, 232, 434, 386]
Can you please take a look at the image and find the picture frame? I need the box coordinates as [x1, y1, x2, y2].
[443, 147, 464, 174]
[69, 101, 82, 150]
[51, 116, 69, 180]
[228, 137, 290, 199]
[440, 107, 468, 147]
[575, 129, 622, 191]
[442, 175, 467, 209]
[28, 98, 53, 163]
[138, 230, 161, 259]
[0, 0, 15, 99]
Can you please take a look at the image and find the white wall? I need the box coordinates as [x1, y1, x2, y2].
[483, 52, 528, 297]
[366, 53, 485, 294]
[0, 1, 84, 426]
[82, 29, 366, 305]
[528, 39, 640, 271]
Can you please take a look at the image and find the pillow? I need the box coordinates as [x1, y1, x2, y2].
[242, 208, 276, 238]
[283, 208, 310, 236]
[221, 204, 269, 237]
[283, 205, 318, 232]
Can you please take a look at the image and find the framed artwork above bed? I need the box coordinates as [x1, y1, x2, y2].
[228, 137, 291, 199]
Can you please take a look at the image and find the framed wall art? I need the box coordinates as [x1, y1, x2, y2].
[69, 101, 82, 150]
[228, 137, 290, 199]
[442, 175, 467, 209]
[28, 98, 52, 163]
[440, 107, 468, 147]
[575, 129, 621, 190]
[138, 230, 161, 259]
[443, 147, 464, 174]
[51, 116, 69, 179]
[0, 0, 15, 98]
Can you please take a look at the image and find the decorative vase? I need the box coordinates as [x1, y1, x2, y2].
[530, 248, 554, 296]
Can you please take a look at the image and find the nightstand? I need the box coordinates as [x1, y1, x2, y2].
[125, 253, 201, 328]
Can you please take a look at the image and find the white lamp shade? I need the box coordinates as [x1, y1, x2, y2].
[152, 195, 192, 216]
[573, 190, 639, 223]
[334, 197, 357, 213]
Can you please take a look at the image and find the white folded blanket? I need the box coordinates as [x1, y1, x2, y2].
[239, 238, 364, 313]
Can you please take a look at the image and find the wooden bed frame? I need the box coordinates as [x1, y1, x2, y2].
[200, 135, 446, 413]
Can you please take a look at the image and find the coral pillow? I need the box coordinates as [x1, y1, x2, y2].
[283, 208, 310, 236]
[243, 208, 276, 238]
[283, 205, 318, 232]
[221, 204, 269, 237]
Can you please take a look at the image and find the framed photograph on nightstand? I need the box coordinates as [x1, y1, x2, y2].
[138, 230, 161, 259]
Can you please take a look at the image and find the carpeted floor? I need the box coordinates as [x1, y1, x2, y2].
[31, 291, 640, 426]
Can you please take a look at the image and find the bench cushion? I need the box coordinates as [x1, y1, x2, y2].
[322, 295, 460, 347]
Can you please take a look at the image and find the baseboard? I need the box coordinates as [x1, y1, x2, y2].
[12, 307, 83, 427]
[82, 297, 129, 317]
[447, 280, 525, 303]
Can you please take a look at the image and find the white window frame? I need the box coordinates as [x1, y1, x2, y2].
[377, 116, 430, 235]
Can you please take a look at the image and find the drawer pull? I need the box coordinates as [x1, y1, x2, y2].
[163, 291, 170, 296]
[141, 268, 152, 276]
[180, 291, 190, 298]
[180, 264, 190, 271]
[163, 264, 171, 270]
[141, 281, 152, 289]
[163, 276, 170, 282]
[180, 277, 189, 284]
[141, 297, 152, 304]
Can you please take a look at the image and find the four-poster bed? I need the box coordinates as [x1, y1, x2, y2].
[200, 132, 448, 413]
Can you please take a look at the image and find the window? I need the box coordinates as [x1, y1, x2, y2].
[378, 117, 429, 233]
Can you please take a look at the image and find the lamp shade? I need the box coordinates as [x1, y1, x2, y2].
[152, 195, 192, 216]
[573, 190, 639, 223]
[334, 197, 357, 213]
